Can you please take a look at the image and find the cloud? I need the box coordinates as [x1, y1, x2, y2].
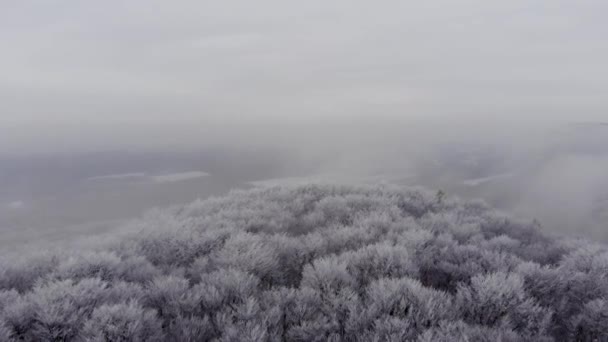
[1, 0, 607, 155]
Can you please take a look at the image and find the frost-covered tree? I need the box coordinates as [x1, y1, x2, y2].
[82, 302, 164, 342]
[571, 299, 608, 341]
[0, 184, 605, 341]
[456, 272, 552, 338]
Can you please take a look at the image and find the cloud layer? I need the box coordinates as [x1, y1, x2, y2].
[2, 0, 607, 130]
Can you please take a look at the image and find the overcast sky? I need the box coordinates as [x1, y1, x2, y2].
[1, 1, 607, 140]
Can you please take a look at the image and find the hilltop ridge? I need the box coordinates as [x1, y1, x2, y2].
[0, 184, 606, 341]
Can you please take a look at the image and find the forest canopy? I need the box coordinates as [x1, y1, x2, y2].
[1, 184, 607, 341]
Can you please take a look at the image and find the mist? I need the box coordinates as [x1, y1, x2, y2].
[2, 120, 607, 249]
[1, 1, 608, 340]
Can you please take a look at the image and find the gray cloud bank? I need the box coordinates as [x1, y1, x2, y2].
[2, 0, 607, 135]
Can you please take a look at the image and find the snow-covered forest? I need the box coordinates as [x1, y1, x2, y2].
[1, 184, 606, 341]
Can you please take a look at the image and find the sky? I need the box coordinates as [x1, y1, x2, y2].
[1, 0, 607, 151]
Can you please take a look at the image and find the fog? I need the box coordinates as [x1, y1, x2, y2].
[1, 1, 607, 248]
[3, 2, 608, 340]
[3, 0, 608, 130]
[1, 121, 607, 253]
